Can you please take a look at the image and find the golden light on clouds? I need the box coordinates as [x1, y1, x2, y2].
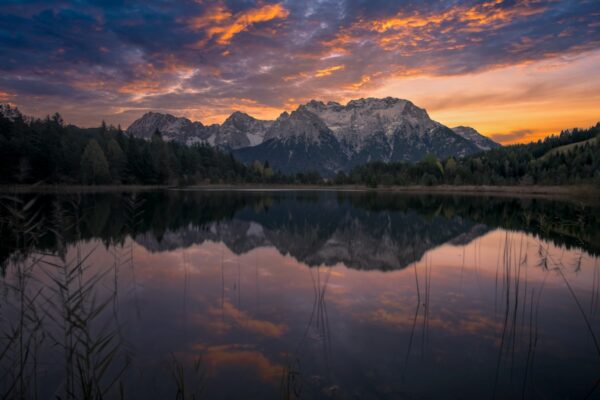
[369, 50, 600, 144]
[2, 0, 599, 144]
[190, 2, 289, 46]
[314, 65, 345, 77]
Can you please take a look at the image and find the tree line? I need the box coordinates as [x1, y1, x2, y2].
[336, 123, 600, 187]
[1, 105, 598, 186]
[0, 107, 320, 185]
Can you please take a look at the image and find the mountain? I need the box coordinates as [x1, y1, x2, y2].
[126, 97, 500, 174]
[298, 98, 494, 167]
[234, 107, 347, 174]
[126, 110, 271, 149]
[233, 98, 492, 174]
[126, 112, 209, 144]
[452, 126, 500, 151]
[213, 111, 272, 148]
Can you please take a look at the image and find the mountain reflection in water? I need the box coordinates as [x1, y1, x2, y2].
[0, 190, 599, 399]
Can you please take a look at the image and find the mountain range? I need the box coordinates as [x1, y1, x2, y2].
[126, 97, 500, 175]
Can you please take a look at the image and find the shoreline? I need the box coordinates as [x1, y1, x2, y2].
[2, 183, 599, 199]
[0, 184, 169, 193]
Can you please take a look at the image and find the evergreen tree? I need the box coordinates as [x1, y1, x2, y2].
[80, 139, 111, 184]
[106, 139, 126, 183]
[150, 130, 172, 184]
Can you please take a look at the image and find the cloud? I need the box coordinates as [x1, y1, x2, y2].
[208, 300, 288, 338]
[0, 0, 599, 139]
[314, 65, 345, 77]
[190, 2, 289, 46]
[489, 129, 537, 143]
[201, 344, 282, 382]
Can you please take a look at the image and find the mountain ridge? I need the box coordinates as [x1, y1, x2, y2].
[126, 97, 501, 175]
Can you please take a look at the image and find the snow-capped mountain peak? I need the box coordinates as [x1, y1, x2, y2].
[264, 106, 333, 142]
[303, 97, 438, 149]
[125, 97, 501, 175]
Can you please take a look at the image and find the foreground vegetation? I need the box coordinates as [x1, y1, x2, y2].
[1, 106, 598, 187]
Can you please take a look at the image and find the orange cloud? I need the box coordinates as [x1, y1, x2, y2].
[325, 0, 547, 54]
[208, 300, 288, 338]
[191, 3, 289, 46]
[365, 46, 600, 145]
[114, 58, 196, 98]
[118, 80, 163, 95]
[346, 74, 372, 90]
[189, 4, 232, 30]
[314, 65, 345, 77]
[0, 91, 14, 101]
[202, 345, 282, 382]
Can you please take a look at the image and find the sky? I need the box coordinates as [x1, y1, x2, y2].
[1, 0, 599, 144]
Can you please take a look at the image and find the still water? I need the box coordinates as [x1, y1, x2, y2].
[1, 190, 599, 399]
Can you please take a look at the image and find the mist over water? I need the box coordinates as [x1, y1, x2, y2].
[1, 190, 599, 399]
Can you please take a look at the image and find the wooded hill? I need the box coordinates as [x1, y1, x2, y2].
[339, 123, 600, 187]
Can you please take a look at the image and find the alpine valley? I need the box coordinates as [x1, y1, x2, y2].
[126, 97, 500, 175]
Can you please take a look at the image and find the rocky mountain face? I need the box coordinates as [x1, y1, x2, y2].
[452, 126, 500, 151]
[126, 111, 271, 149]
[126, 97, 499, 175]
[215, 111, 272, 148]
[235, 107, 348, 173]
[126, 112, 209, 144]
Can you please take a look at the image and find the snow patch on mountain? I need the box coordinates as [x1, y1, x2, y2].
[126, 111, 270, 149]
[126, 97, 502, 174]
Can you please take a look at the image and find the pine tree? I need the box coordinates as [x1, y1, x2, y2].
[80, 139, 111, 184]
[150, 131, 172, 183]
[106, 139, 126, 183]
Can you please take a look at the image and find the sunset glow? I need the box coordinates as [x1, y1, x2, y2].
[1, 0, 599, 143]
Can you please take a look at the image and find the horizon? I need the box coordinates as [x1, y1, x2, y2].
[4, 96, 599, 147]
[1, 1, 600, 145]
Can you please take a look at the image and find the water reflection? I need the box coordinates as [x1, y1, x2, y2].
[0, 190, 599, 399]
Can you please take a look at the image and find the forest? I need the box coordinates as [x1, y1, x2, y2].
[0, 105, 599, 187]
[338, 123, 600, 187]
[0, 107, 318, 185]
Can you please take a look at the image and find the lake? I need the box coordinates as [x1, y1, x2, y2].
[1, 190, 599, 399]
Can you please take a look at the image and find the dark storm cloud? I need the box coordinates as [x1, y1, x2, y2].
[0, 0, 599, 126]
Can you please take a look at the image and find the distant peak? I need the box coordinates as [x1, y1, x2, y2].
[227, 110, 252, 119]
[346, 97, 410, 108]
[451, 126, 501, 150]
[223, 111, 251, 124]
[140, 111, 177, 120]
[306, 100, 326, 109]
[277, 111, 290, 120]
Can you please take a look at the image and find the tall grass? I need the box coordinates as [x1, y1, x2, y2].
[0, 193, 131, 399]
